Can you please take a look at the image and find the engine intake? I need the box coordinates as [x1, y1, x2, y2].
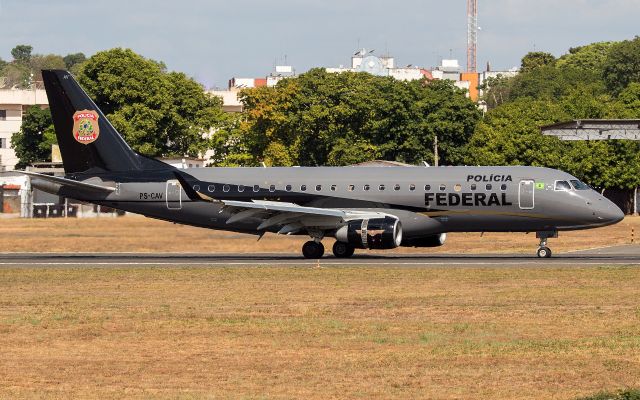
[335, 217, 402, 249]
[401, 233, 447, 248]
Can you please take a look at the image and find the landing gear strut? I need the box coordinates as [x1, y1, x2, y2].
[332, 241, 355, 258]
[536, 231, 557, 258]
[302, 241, 325, 259]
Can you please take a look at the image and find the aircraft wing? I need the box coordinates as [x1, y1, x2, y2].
[173, 171, 394, 234]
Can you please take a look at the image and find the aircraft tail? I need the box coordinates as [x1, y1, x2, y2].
[41, 70, 171, 174]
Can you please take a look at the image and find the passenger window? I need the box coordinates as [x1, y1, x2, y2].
[300, 185, 307, 191]
[223, 184, 230, 192]
[379, 184, 386, 191]
[570, 180, 589, 190]
[485, 184, 492, 191]
[409, 184, 415, 191]
[500, 184, 507, 191]
[330, 185, 336, 191]
[253, 185, 260, 192]
[555, 181, 571, 191]
[315, 185, 322, 191]
[424, 184, 431, 191]
[394, 184, 401, 191]
[193, 185, 200, 191]
[471, 184, 477, 191]
[454, 184, 462, 192]
[207, 185, 215, 192]
[238, 185, 245, 192]
[439, 184, 446, 191]
[269, 185, 276, 192]
[285, 184, 292, 192]
[364, 184, 370, 191]
[348, 184, 355, 191]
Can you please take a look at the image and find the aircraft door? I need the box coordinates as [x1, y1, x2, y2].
[166, 180, 182, 210]
[518, 180, 534, 209]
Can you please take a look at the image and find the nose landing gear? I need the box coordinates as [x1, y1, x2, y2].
[536, 231, 557, 258]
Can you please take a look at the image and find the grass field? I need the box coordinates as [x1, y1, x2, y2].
[1, 265, 640, 399]
[1, 217, 640, 398]
[0, 215, 638, 254]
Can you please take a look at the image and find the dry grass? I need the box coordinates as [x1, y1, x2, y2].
[1, 266, 640, 399]
[0, 215, 638, 254]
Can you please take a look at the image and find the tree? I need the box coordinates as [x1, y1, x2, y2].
[11, 106, 57, 169]
[0, 63, 31, 89]
[227, 69, 481, 167]
[509, 66, 604, 101]
[520, 52, 556, 73]
[465, 92, 640, 190]
[29, 54, 66, 83]
[556, 42, 613, 73]
[78, 48, 225, 157]
[63, 52, 86, 71]
[478, 74, 512, 110]
[11, 45, 32, 65]
[603, 36, 640, 95]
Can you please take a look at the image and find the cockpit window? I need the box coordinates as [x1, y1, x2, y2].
[555, 180, 571, 191]
[570, 180, 590, 190]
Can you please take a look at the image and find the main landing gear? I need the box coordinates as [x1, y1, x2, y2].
[302, 241, 324, 259]
[536, 231, 557, 258]
[332, 241, 355, 258]
[301, 240, 356, 259]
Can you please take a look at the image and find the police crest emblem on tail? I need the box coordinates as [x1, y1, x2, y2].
[72, 110, 100, 144]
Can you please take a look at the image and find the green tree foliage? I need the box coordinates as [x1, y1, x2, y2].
[478, 74, 512, 109]
[11, 106, 57, 169]
[78, 48, 225, 157]
[610, 83, 640, 118]
[467, 86, 640, 189]
[63, 52, 86, 72]
[11, 44, 32, 65]
[520, 51, 556, 73]
[30, 54, 66, 82]
[511, 66, 605, 101]
[603, 36, 640, 94]
[0, 63, 31, 88]
[556, 42, 613, 73]
[213, 69, 480, 166]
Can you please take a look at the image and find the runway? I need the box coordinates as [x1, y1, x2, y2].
[2, 244, 640, 266]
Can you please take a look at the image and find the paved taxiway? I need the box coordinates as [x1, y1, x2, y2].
[1, 244, 640, 266]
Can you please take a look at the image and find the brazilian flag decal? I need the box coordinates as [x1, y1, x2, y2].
[535, 182, 545, 190]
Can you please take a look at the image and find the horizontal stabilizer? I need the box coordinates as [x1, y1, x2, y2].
[20, 171, 116, 193]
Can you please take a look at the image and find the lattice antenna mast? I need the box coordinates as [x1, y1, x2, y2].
[467, 0, 478, 72]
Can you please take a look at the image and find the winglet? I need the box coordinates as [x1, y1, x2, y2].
[173, 171, 217, 202]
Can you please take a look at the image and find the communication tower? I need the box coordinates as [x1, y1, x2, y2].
[467, 0, 478, 72]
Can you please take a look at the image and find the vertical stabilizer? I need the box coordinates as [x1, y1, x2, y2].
[41, 70, 170, 174]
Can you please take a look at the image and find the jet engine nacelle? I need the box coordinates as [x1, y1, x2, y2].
[401, 233, 447, 248]
[335, 216, 403, 249]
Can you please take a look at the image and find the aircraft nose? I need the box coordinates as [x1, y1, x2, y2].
[597, 197, 625, 225]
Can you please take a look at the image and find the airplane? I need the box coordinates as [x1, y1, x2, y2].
[21, 70, 625, 259]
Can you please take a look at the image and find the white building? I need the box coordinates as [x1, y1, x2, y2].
[327, 49, 432, 81]
[208, 88, 243, 112]
[212, 65, 296, 113]
[0, 89, 49, 171]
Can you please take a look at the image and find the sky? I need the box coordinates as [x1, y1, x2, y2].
[0, 0, 639, 88]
